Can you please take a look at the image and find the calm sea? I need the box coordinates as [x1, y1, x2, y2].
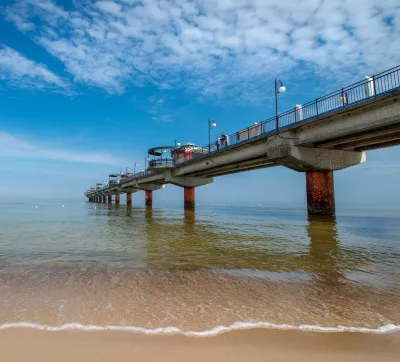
[0, 200, 399, 334]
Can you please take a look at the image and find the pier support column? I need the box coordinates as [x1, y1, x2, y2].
[127, 193, 132, 206]
[306, 170, 335, 216]
[103, 196, 107, 204]
[108, 195, 112, 204]
[95, 197, 98, 203]
[145, 190, 152, 207]
[184, 187, 195, 210]
[115, 194, 120, 204]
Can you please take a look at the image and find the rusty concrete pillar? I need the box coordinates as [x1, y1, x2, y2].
[306, 170, 335, 216]
[127, 192, 132, 206]
[95, 197, 98, 203]
[184, 187, 195, 210]
[145, 190, 152, 207]
[115, 194, 120, 204]
[108, 195, 112, 204]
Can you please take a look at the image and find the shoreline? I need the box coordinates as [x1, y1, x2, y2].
[1, 328, 399, 362]
[0, 321, 399, 335]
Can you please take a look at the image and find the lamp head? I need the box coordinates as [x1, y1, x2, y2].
[211, 122, 217, 128]
[278, 85, 286, 93]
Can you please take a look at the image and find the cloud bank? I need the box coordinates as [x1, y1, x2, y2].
[0, 46, 68, 90]
[4, 0, 400, 101]
[0, 131, 128, 165]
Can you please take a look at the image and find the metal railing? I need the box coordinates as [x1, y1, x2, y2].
[148, 158, 175, 168]
[119, 169, 157, 184]
[177, 65, 400, 164]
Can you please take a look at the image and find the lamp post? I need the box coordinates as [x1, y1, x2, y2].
[275, 79, 286, 130]
[208, 119, 217, 153]
[133, 162, 139, 175]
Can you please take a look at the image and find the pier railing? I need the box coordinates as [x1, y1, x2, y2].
[119, 169, 157, 185]
[148, 158, 175, 168]
[178, 65, 400, 164]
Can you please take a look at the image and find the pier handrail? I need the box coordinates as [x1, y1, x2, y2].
[179, 65, 400, 164]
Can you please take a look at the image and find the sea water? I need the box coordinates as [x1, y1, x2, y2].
[0, 201, 399, 334]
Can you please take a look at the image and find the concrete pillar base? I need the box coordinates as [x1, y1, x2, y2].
[145, 190, 152, 207]
[306, 170, 335, 216]
[115, 194, 120, 204]
[184, 187, 195, 209]
[127, 193, 132, 206]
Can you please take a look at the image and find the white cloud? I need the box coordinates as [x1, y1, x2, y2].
[4, 0, 400, 102]
[0, 46, 68, 90]
[0, 131, 128, 165]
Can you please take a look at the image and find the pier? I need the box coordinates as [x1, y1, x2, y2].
[85, 66, 400, 216]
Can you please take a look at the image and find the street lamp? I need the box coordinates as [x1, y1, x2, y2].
[275, 79, 286, 130]
[133, 162, 139, 175]
[208, 119, 217, 152]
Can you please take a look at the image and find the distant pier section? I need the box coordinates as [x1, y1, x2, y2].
[85, 66, 400, 216]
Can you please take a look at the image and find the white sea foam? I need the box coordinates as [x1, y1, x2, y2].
[0, 321, 398, 336]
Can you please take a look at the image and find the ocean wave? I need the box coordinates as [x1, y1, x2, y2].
[0, 321, 399, 335]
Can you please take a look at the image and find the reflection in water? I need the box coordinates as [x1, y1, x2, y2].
[145, 205, 153, 222]
[183, 209, 196, 235]
[307, 215, 344, 285]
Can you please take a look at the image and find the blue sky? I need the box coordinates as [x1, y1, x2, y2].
[0, 0, 400, 206]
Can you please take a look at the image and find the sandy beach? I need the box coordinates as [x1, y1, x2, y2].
[1, 328, 399, 362]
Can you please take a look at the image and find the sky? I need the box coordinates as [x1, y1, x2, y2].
[0, 0, 400, 207]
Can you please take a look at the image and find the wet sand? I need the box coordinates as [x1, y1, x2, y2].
[1, 328, 399, 362]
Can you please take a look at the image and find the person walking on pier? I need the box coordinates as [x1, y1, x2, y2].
[216, 136, 221, 151]
[221, 133, 227, 148]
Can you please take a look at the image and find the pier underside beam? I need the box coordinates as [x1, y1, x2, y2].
[269, 146, 366, 172]
[164, 171, 213, 187]
[184, 187, 195, 210]
[306, 170, 335, 216]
